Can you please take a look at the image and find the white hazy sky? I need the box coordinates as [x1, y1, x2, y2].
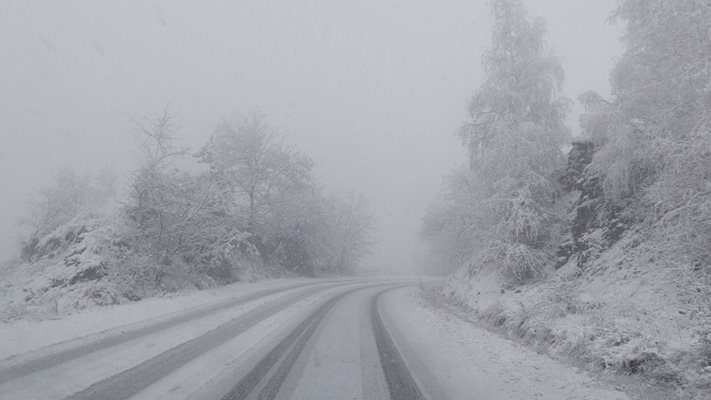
[0, 0, 622, 271]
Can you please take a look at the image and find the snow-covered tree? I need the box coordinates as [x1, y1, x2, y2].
[197, 113, 313, 233]
[320, 194, 374, 274]
[197, 113, 373, 275]
[421, 166, 487, 269]
[125, 109, 188, 232]
[454, 0, 570, 283]
[586, 0, 711, 202]
[583, 0, 711, 271]
[123, 110, 252, 286]
[260, 189, 373, 276]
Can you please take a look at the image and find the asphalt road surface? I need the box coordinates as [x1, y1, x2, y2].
[0, 278, 445, 400]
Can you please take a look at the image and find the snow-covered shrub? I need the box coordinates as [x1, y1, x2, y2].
[1, 213, 130, 318]
[19, 167, 117, 262]
[486, 242, 549, 284]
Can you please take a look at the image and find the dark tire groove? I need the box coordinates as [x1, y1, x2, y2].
[220, 290, 350, 400]
[371, 287, 426, 400]
[62, 284, 338, 400]
[0, 280, 332, 384]
[221, 283, 418, 400]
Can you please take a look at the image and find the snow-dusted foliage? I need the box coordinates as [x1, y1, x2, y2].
[198, 113, 374, 277]
[197, 113, 314, 232]
[4, 110, 373, 319]
[581, 0, 711, 291]
[421, 166, 488, 270]
[315, 194, 374, 274]
[124, 110, 256, 291]
[426, 0, 711, 396]
[424, 0, 569, 284]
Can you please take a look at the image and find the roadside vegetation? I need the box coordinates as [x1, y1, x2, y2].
[1, 111, 373, 320]
[421, 0, 711, 397]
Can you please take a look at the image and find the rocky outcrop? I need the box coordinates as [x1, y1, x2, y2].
[556, 141, 629, 269]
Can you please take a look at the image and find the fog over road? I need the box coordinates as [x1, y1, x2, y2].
[0, 279, 439, 400]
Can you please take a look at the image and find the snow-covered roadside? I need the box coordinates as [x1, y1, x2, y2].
[439, 251, 711, 400]
[0, 278, 321, 360]
[381, 286, 631, 400]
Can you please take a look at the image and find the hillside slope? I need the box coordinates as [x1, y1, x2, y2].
[441, 142, 711, 398]
[0, 212, 281, 321]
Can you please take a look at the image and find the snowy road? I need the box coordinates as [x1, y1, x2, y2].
[0, 278, 630, 400]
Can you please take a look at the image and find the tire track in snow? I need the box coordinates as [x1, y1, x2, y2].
[221, 283, 424, 400]
[371, 287, 426, 400]
[218, 287, 352, 400]
[61, 282, 355, 400]
[0, 280, 338, 384]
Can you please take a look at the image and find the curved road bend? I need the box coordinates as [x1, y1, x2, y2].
[0, 279, 441, 400]
[200, 283, 439, 400]
[0, 279, 348, 384]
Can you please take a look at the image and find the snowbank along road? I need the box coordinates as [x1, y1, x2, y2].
[0, 278, 438, 400]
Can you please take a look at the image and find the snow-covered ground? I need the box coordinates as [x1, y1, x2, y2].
[382, 286, 631, 400]
[439, 239, 711, 400]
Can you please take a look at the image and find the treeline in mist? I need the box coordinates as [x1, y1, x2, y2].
[13, 111, 372, 310]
